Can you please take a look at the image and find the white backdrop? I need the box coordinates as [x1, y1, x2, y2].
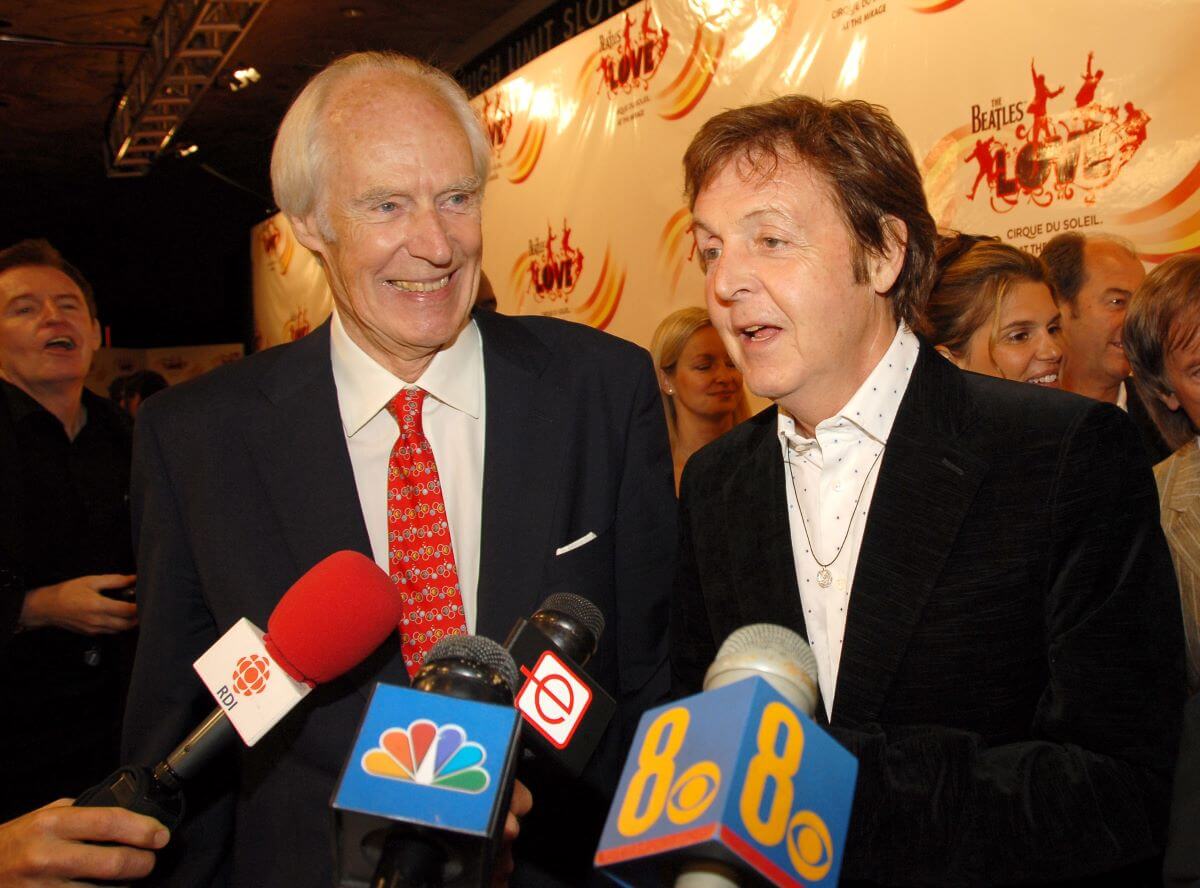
[252, 0, 1200, 352]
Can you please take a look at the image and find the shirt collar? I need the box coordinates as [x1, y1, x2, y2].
[329, 309, 483, 437]
[777, 323, 919, 450]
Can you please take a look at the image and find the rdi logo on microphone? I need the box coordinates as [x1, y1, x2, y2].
[193, 617, 310, 746]
[515, 650, 592, 748]
[232, 654, 271, 696]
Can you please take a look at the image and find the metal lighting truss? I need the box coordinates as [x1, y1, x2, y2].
[105, 0, 270, 177]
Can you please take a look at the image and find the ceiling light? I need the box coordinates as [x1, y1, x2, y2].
[341, 7, 365, 18]
[176, 143, 199, 157]
[228, 66, 261, 91]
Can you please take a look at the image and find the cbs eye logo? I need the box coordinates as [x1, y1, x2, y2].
[787, 811, 834, 882]
[666, 760, 721, 824]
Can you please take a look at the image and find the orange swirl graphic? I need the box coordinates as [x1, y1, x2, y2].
[576, 247, 626, 330]
[910, 0, 967, 12]
[575, 48, 604, 99]
[1112, 160, 1200, 262]
[658, 26, 724, 121]
[507, 119, 546, 184]
[920, 123, 980, 226]
[658, 206, 696, 294]
[1115, 159, 1200, 225]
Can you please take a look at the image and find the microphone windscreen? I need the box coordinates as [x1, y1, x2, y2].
[704, 623, 820, 715]
[426, 634, 520, 697]
[265, 550, 401, 685]
[539, 591, 605, 640]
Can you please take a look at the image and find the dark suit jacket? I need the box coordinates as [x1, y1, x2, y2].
[1125, 375, 1173, 465]
[672, 344, 1185, 887]
[123, 310, 676, 887]
[1165, 692, 1200, 887]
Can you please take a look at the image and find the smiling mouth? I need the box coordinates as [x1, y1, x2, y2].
[386, 275, 451, 293]
[1026, 373, 1058, 386]
[44, 336, 77, 351]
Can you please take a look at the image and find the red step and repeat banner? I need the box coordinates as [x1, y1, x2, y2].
[252, 0, 1200, 352]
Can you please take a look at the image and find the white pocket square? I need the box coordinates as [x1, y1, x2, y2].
[555, 531, 597, 556]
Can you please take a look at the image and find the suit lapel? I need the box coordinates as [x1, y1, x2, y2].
[241, 324, 409, 691]
[722, 410, 808, 641]
[243, 323, 372, 570]
[832, 345, 990, 728]
[473, 311, 563, 642]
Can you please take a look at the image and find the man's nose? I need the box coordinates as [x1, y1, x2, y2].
[407, 207, 454, 266]
[709, 250, 750, 305]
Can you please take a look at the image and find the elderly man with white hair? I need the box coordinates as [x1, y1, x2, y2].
[122, 52, 675, 887]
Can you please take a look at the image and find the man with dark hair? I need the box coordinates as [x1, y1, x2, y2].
[672, 95, 1184, 886]
[0, 238, 138, 821]
[1042, 231, 1170, 462]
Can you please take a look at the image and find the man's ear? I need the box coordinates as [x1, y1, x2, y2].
[935, 344, 967, 370]
[869, 216, 907, 295]
[1159, 389, 1182, 412]
[87, 316, 102, 352]
[289, 213, 328, 258]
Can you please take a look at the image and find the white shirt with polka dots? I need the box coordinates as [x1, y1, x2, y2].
[777, 324, 918, 718]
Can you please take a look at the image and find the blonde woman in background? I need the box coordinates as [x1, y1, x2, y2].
[921, 235, 1063, 387]
[1124, 253, 1200, 695]
[651, 307, 750, 492]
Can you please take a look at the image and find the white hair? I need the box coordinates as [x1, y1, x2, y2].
[270, 51, 491, 235]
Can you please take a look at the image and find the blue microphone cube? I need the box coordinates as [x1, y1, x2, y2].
[332, 682, 521, 886]
[595, 677, 857, 887]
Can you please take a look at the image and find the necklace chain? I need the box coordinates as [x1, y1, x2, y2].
[785, 438, 884, 587]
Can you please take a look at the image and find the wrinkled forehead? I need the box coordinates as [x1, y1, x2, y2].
[692, 149, 848, 238]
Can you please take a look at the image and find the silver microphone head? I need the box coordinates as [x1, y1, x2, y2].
[703, 624, 820, 716]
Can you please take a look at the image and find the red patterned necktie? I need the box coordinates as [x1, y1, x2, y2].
[386, 388, 467, 678]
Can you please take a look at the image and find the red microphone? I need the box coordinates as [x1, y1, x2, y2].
[264, 550, 403, 686]
[75, 550, 400, 827]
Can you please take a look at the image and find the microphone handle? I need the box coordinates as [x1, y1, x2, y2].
[372, 831, 445, 888]
[675, 860, 743, 888]
[159, 706, 239, 787]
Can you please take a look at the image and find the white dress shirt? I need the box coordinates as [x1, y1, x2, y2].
[779, 324, 918, 717]
[329, 310, 486, 632]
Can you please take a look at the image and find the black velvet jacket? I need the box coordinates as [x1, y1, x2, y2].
[672, 343, 1185, 887]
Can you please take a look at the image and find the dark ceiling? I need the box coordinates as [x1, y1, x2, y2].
[0, 0, 553, 347]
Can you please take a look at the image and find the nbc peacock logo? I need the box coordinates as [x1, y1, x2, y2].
[361, 719, 490, 793]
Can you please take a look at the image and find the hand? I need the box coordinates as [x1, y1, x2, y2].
[19, 575, 138, 635]
[0, 799, 168, 886]
[493, 779, 533, 888]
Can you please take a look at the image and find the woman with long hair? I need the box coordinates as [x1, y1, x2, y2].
[921, 235, 1063, 387]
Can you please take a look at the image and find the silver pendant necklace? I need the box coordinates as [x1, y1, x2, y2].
[785, 441, 884, 589]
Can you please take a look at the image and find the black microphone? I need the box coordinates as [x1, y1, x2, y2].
[504, 592, 616, 775]
[332, 635, 523, 888]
